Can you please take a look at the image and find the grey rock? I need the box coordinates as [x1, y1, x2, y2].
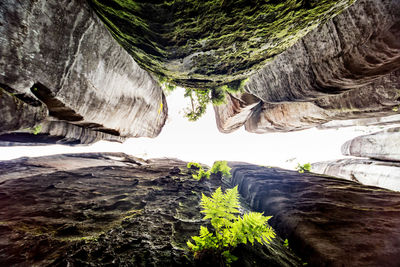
[0, 0, 167, 145]
[312, 158, 400, 191]
[215, 0, 400, 133]
[245, 0, 400, 103]
[341, 127, 400, 161]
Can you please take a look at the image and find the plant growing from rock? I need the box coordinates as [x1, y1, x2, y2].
[187, 161, 231, 181]
[296, 163, 311, 173]
[187, 186, 275, 266]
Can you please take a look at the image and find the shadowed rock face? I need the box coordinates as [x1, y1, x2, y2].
[0, 0, 167, 145]
[229, 162, 400, 267]
[214, 0, 400, 133]
[0, 153, 300, 266]
[88, 0, 355, 89]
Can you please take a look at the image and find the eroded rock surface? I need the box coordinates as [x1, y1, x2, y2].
[0, 0, 167, 145]
[312, 127, 400, 191]
[342, 127, 400, 161]
[214, 0, 400, 133]
[245, 0, 400, 103]
[0, 153, 300, 266]
[89, 0, 354, 89]
[312, 158, 400, 191]
[229, 162, 400, 267]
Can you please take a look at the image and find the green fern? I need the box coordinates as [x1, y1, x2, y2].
[187, 186, 275, 265]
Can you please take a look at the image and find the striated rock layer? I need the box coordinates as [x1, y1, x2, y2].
[0, 153, 300, 266]
[312, 127, 400, 191]
[342, 127, 400, 161]
[214, 0, 400, 133]
[312, 158, 400, 191]
[229, 162, 400, 267]
[0, 0, 167, 145]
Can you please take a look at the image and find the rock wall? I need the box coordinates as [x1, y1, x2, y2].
[342, 127, 400, 161]
[229, 162, 400, 267]
[0, 0, 167, 145]
[88, 0, 355, 89]
[214, 0, 400, 133]
[0, 153, 300, 266]
[313, 127, 400, 191]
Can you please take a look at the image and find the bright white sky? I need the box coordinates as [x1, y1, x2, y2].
[0, 87, 384, 169]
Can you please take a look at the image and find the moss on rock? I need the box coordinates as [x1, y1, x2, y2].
[89, 0, 355, 90]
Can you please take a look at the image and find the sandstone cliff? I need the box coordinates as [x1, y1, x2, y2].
[313, 127, 400, 191]
[0, 0, 167, 145]
[215, 0, 400, 133]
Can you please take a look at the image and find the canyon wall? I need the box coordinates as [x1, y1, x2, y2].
[215, 0, 400, 133]
[0, 0, 167, 145]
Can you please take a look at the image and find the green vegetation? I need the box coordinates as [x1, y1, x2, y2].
[283, 238, 289, 248]
[296, 163, 311, 173]
[89, 0, 354, 90]
[29, 125, 42, 135]
[187, 186, 275, 265]
[187, 161, 231, 180]
[89, 0, 355, 120]
[210, 161, 232, 178]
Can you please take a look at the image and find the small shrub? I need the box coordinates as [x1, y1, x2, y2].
[210, 161, 231, 178]
[188, 161, 232, 181]
[296, 163, 311, 173]
[187, 186, 275, 266]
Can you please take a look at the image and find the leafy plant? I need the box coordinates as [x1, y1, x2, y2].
[296, 163, 311, 173]
[183, 78, 248, 121]
[187, 186, 275, 266]
[187, 161, 232, 181]
[210, 161, 232, 178]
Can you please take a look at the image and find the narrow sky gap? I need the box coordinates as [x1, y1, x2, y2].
[0, 87, 384, 168]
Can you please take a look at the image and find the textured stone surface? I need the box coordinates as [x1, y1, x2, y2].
[245, 0, 400, 103]
[318, 114, 400, 129]
[312, 158, 400, 191]
[214, 0, 400, 133]
[213, 93, 261, 133]
[0, 0, 167, 144]
[89, 0, 354, 89]
[229, 162, 400, 267]
[342, 127, 400, 161]
[0, 153, 300, 266]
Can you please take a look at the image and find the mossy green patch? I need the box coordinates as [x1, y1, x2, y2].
[89, 0, 355, 90]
